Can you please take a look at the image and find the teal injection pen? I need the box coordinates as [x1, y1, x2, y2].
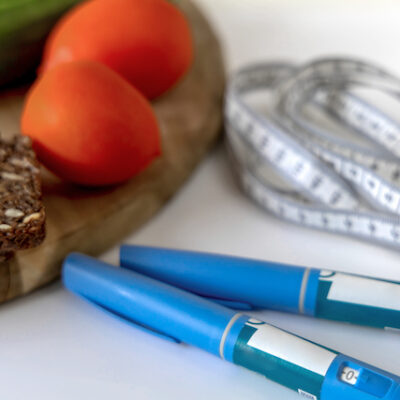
[120, 245, 400, 331]
[63, 253, 400, 400]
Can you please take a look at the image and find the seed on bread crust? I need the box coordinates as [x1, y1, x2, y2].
[23, 212, 41, 224]
[0, 135, 45, 251]
[1, 172, 24, 181]
[5, 209, 24, 218]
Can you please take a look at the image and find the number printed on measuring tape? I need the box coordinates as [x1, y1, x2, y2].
[225, 58, 400, 250]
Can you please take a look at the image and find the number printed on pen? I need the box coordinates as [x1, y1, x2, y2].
[340, 366, 359, 385]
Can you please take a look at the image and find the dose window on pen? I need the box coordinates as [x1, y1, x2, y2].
[340, 366, 359, 385]
[340, 365, 393, 398]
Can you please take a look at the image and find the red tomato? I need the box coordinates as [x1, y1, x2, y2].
[39, 0, 193, 99]
[21, 61, 161, 186]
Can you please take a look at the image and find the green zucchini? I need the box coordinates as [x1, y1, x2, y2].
[0, 0, 83, 86]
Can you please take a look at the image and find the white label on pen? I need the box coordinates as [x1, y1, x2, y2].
[320, 271, 400, 311]
[246, 322, 337, 376]
[233, 319, 338, 399]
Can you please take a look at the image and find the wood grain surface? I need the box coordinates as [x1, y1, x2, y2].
[0, 0, 225, 303]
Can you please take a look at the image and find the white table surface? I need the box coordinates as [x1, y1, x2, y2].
[2, 1, 400, 399]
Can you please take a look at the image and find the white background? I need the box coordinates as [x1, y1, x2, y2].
[2, 1, 400, 399]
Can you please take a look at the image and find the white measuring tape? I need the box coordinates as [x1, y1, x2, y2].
[225, 58, 400, 250]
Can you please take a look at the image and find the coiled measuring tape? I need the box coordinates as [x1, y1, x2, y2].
[225, 58, 400, 250]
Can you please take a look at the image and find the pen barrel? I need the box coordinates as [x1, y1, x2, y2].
[120, 245, 307, 313]
[306, 270, 400, 330]
[63, 253, 240, 356]
[222, 318, 400, 400]
[119, 246, 400, 330]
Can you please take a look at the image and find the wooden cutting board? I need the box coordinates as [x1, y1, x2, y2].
[0, 0, 225, 303]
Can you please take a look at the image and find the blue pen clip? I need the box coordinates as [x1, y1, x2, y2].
[63, 253, 180, 343]
[90, 298, 180, 343]
[201, 296, 255, 311]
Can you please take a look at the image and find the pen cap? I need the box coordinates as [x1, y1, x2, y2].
[120, 245, 310, 313]
[62, 253, 239, 356]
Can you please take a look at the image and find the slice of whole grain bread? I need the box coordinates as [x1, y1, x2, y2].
[0, 135, 45, 251]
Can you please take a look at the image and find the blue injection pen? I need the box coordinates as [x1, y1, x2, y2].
[120, 245, 400, 331]
[63, 253, 400, 400]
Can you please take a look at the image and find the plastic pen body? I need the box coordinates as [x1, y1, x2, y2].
[120, 245, 400, 330]
[63, 253, 237, 356]
[305, 270, 400, 330]
[64, 253, 400, 400]
[223, 317, 400, 400]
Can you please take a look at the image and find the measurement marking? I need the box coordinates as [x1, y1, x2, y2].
[226, 59, 400, 250]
